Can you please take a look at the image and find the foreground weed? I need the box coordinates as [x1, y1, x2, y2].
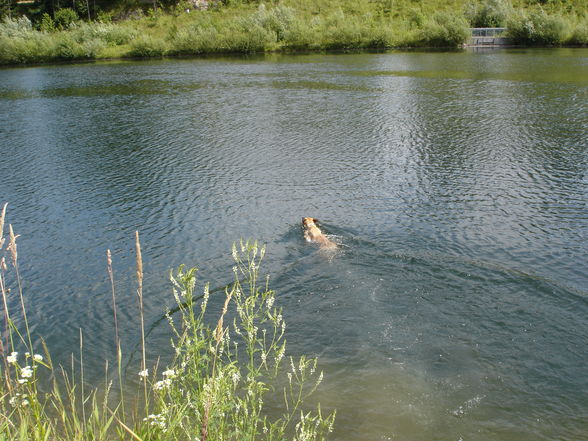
[0, 204, 334, 441]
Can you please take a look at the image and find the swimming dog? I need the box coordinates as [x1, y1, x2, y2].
[302, 217, 337, 249]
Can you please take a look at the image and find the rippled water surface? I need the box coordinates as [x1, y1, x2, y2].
[1, 49, 587, 440]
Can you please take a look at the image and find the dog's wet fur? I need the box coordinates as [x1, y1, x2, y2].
[302, 217, 337, 250]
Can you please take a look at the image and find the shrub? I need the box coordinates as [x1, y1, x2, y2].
[507, 10, 570, 45]
[39, 13, 55, 32]
[128, 34, 168, 57]
[418, 11, 470, 47]
[102, 24, 137, 46]
[0, 16, 33, 37]
[465, 0, 512, 27]
[251, 3, 296, 42]
[0, 33, 52, 63]
[96, 9, 113, 23]
[569, 20, 588, 45]
[70, 21, 137, 46]
[54, 8, 79, 30]
[170, 25, 221, 54]
[54, 35, 80, 58]
[220, 22, 275, 52]
[282, 20, 319, 50]
[407, 8, 425, 28]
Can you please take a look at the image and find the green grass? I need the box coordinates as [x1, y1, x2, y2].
[0, 0, 587, 65]
[0, 203, 334, 441]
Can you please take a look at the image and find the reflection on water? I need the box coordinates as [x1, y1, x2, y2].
[1, 49, 587, 441]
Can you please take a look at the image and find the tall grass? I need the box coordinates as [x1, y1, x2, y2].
[0, 204, 335, 441]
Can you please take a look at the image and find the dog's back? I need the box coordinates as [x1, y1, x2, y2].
[302, 217, 337, 249]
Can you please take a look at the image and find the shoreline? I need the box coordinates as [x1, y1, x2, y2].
[2, 44, 587, 69]
[2, 0, 587, 68]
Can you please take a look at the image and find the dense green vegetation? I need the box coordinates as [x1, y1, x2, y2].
[1, 201, 334, 441]
[0, 0, 587, 65]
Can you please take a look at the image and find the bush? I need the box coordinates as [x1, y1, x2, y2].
[407, 8, 425, 28]
[0, 16, 33, 37]
[54, 8, 79, 30]
[221, 21, 276, 52]
[102, 24, 137, 45]
[465, 0, 512, 27]
[569, 19, 588, 45]
[170, 25, 221, 54]
[128, 34, 168, 57]
[71, 21, 137, 46]
[507, 10, 570, 45]
[54, 33, 104, 59]
[282, 20, 320, 50]
[39, 13, 55, 32]
[96, 9, 113, 23]
[418, 11, 470, 47]
[0, 33, 52, 63]
[250, 3, 296, 42]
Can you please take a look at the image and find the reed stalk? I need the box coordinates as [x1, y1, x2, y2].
[80, 328, 86, 432]
[135, 231, 147, 408]
[106, 249, 119, 349]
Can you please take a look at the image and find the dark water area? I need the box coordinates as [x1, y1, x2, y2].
[1, 48, 587, 440]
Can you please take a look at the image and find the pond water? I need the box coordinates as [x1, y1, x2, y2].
[1, 48, 587, 440]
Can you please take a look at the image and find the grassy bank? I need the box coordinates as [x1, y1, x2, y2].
[1, 0, 587, 66]
[0, 203, 334, 441]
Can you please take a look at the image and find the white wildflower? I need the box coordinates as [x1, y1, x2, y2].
[18, 378, 28, 384]
[261, 352, 267, 363]
[21, 399, 29, 407]
[33, 354, 43, 362]
[8, 396, 17, 407]
[266, 296, 274, 309]
[153, 379, 172, 390]
[143, 413, 165, 429]
[162, 369, 176, 378]
[21, 366, 33, 378]
[231, 371, 240, 386]
[7, 352, 17, 364]
[138, 369, 149, 378]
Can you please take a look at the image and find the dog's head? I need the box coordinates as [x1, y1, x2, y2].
[302, 217, 319, 228]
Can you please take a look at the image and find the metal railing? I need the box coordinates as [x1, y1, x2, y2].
[471, 27, 507, 37]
